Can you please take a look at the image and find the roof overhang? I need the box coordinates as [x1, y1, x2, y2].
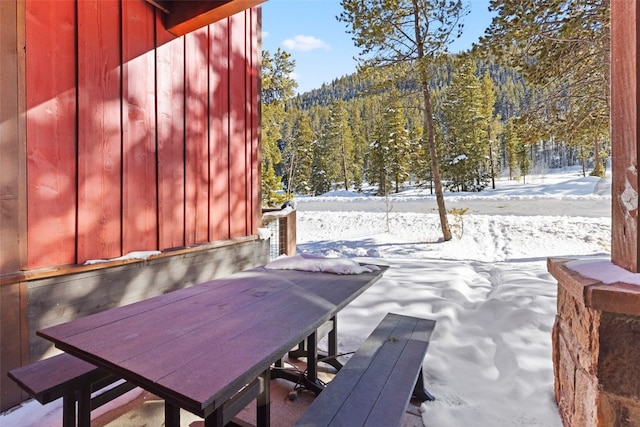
[147, 0, 267, 36]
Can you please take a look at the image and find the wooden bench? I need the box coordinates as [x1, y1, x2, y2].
[8, 353, 136, 427]
[294, 313, 436, 427]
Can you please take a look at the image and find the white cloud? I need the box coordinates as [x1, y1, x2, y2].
[282, 35, 330, 52]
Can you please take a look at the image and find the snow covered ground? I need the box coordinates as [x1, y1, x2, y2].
[1, 167, 611, 426]
[293, 167, 610, 427]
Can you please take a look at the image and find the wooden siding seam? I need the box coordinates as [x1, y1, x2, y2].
[227, 17, 233, 237]
[119, 0, 124, 257]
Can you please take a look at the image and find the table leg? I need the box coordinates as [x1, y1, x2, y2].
[322, 316, 343, 371]
[287, 340, 307, 359]
[256, 370, 271, 427]
[77, 383, 91, 427]
[204, 408, 224, 427]
[165, 402, 181, 427]
[306, 331, 318, 382]
[61, 390, 76, 427]
[328, 316, 337, 358]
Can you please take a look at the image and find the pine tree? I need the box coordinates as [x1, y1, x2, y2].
[439, 58, 489, 191]
[386, 93, 411, 193]
[310, 134, 332, 196]
[369, 116, 391, 196]
[348, 104, 367, 191]
[289, 113, 314, 195]
[338, 0, 469, 241]
[503, 118, 519, 181]
[480, 71, 501, 189]
[367, 90, 412, 195]
[261, 48, 296, 207]
[482, 0, 610, 177]
[325, 100, 355, 190]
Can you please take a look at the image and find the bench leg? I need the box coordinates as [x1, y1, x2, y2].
[62, 390, 76, 427]
[413, 370, 436, 402]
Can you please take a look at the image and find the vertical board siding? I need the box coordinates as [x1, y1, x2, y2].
[24, 1, 260, 269]
[122, 0, 158, 253]
[156, 12, 186, 250]
[209, 18, 231, 241]
[184, 26, 211, 246]
[25, 0, 77, 268]
[249, 8, 261, 235]
[229, 12, 248, 238]
[76, 0, 123, 263]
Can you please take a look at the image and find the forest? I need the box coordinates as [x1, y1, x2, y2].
[260, 0, 610, 213]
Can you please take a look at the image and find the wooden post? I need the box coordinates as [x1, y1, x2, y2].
[0, 0, 28, 411]
[284, 209, 297, 256]
[611, 0, 640, 272]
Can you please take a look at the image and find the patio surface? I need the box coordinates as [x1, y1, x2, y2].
[91, 357, 425, 426]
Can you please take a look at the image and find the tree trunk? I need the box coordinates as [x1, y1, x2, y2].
[341, 135, 349, 191]
[488, 129, 496, 189]
[412, 0, 451, 241]
[287, 151, 296, 199]
[593, 136, 601, 176]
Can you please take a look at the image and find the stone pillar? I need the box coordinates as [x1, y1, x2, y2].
[549, 259, 640, 426]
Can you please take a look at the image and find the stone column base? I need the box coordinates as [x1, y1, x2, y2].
[549, 258, 640, 426]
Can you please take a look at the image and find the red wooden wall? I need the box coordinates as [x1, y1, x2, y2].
[25, 0, 260, 269]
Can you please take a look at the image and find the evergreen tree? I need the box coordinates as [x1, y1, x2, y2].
[387, 93, 412, 193]
[261, 48, 297, 207]
[369, 115, 392, 196]
[515, 140, 531, 184]
[503, 118, 520, 180]
[310, 134, 332, 196]
[439, 58, 489, 191]
[288, 113, 314, 195]
[482, 0, 610, 176]
[348, 104, 367, 191]
[368, 90, 412, 195]
[339, 0, 469, 241]
[480, 71, 501, 189]
[325, 100, 355, 190]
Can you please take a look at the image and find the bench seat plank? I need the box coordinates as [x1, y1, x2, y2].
[295, 313, 436, 427]
[8, 353, 108, 404]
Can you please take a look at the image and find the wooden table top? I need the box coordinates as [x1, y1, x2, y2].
[38, 265, 387, 418]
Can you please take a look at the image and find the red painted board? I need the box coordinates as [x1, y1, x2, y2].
[184, 26, 211, 245]
[228, 11, 248, 238]
[25, 0, 77, 268]
[209, 17, 231, 241]
[248, 8, 261, 235]
[122, 0, 158, 253]
[156, 11, 186, 249]
[77, 0, 122, 262]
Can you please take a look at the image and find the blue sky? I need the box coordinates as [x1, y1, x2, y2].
[261, 0, 496, 94]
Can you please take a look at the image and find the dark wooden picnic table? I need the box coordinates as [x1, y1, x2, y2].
[37, 264, 387, 427]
